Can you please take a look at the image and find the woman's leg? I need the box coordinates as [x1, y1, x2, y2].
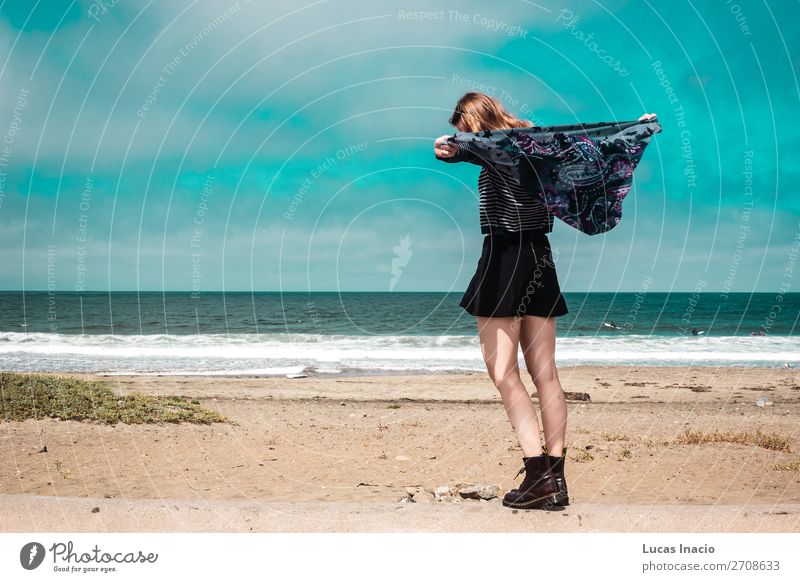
[519, 315, 567, 458]
[477, 316, 543, 457]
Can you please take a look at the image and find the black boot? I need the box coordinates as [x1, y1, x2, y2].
[546, 446, 570, 506]
[502, 454, 562, 509]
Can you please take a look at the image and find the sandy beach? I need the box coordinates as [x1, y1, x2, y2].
[2, 365, 799, 532]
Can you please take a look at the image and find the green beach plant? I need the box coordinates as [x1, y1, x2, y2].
[0, 372, 229, 425]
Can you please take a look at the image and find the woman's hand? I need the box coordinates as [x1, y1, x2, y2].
[638, 113, 657, 121]
[434, 135, 457, 158]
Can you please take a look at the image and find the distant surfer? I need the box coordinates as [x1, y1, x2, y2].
[691, 327, 704, 336]
[603, 320, 619, 330]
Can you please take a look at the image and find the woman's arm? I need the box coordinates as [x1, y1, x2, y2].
[434, 134, 485, 166]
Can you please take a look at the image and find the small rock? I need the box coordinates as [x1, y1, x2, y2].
[458, 484, 500, 500]
[564, 391, 591, 401]
[38, 445, 47, 453]
[433, 485, 454, 501]
[405, 487, 419, 496]
[411, 490, 435, 503]
[91, 507, 100, 513]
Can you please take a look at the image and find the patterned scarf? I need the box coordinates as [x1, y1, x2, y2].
[445, 119, 662, 235]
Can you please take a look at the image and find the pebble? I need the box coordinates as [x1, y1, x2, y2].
[433, 486, 453, 501]
[425, 483, 501, 502]
[411, 490, 435, 503]
[458, 484, 500, 500]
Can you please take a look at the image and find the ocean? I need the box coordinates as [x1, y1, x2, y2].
[0, 291, 797, 375]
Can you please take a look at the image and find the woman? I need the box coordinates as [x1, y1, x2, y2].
[434, 92, 656, 510]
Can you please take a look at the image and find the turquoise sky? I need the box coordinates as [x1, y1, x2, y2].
[0, 0, 797, 292]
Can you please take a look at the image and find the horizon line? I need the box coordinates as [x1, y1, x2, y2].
[0, 290, 793, 295]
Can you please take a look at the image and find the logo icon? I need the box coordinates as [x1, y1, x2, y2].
[20, 542, 46, 570]
[390, 234, 413, 291]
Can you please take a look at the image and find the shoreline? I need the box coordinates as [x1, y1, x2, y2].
[4, 359, 799, 378]
[84, 364, 800, 403]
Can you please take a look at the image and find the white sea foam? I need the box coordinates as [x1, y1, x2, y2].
[0, 332, 797, 374]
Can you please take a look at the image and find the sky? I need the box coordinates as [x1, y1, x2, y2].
[0, 0, 798, 293]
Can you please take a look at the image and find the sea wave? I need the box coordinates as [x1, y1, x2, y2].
[0, 332, 797, 374]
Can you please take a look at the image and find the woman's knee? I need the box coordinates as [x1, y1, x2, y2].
[528, 361, 559, 387]
[488, 367, 522, 392]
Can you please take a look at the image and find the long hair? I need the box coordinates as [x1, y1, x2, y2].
[448, 92, 533, 132]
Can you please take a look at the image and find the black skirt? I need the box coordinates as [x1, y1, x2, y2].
[459, 230, 569, 318]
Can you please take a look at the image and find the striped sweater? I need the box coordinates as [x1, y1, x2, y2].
[436, 139, 554, 235]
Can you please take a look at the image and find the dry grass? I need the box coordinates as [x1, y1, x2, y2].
[54, 460, 72, 479]
[571, 450, 595, 463]
[642, 437, 673, 447]
[601, 432, 630, 441]
[676, 427, 792, 453]
[769, 461, 800, 472]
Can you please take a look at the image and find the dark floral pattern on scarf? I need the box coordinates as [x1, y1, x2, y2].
[445, 119, 662, 235]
